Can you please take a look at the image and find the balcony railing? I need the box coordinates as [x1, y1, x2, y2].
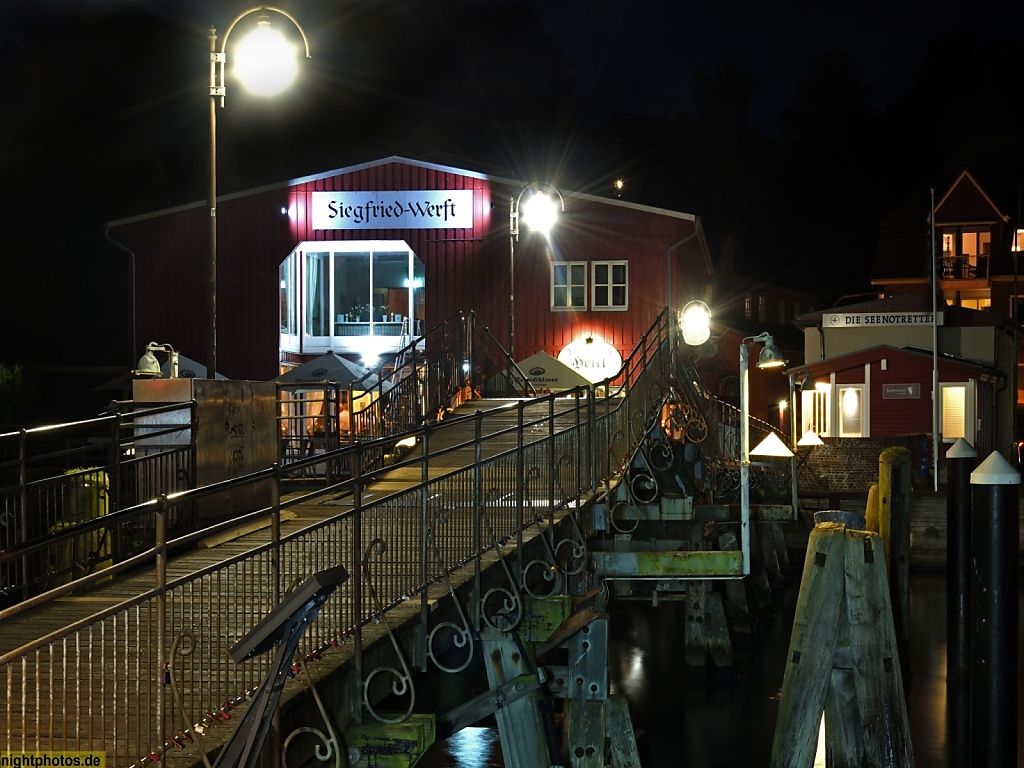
[941, 253, 989, 280]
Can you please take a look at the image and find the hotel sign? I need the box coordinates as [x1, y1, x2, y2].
[558, 337, 623, 384]
[824, 312, 943, 328]
[311, 190, 474, 230]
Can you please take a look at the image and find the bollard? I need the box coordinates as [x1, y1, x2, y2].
[945, 438, 975, 683]
[970, 450, 1020, 768]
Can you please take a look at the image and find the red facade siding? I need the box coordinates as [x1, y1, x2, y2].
[112, 158, 706, 382]
[807, 347, 985, 438]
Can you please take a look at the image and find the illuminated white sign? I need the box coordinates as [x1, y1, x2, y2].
[824, 312, 943, 328]
[311, 190, 474, 230]
[558, 337, 623, 383]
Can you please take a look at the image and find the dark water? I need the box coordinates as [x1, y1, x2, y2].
[419, 572, 1022, 767]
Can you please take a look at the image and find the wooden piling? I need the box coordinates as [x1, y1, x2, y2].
[878, 447, 911, 654]
[770, 522, 914, 768]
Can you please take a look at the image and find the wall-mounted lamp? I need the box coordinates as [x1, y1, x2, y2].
[134, 342, 179, 378]
[679, 300, 712, 346]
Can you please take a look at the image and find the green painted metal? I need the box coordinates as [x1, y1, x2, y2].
[343, 713, 436, 767]
[593, 549, 744, 577]
[755, 504, 795, 521]
[519, 594, 571, 643]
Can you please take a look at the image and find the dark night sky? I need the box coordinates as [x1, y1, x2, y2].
[1, 0, 1023, 385]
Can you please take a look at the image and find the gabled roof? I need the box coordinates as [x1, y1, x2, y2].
[108, 155, 698, 228]
[871, 134, 1024, 283]
[787, 344, 996, 383]
[932, 168, 1011, 225]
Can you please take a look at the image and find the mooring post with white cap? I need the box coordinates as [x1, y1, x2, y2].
[970, 450, 1020, 767]
[946, 438, 976, 683]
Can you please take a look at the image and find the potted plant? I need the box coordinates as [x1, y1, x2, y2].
[351, 304, 369, 322]
[375, 303, 390, 322]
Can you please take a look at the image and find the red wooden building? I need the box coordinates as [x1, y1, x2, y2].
[109, 156, 713, 381]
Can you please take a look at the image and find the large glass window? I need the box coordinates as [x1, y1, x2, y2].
[552, 262, 586, 310]
[280, 241, 424, 354]
[941, 227, 991, 279]
[333, 252, 370, 322]
[592, 261, 627, 310]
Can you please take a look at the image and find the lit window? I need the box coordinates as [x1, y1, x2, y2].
[838, 385, 864, 437]
[744, 294, 751, 320]
[940, 383, 968, 441]
[552, 262, 587, 310]
[801, 387, 830, 437]
[592, 261, 627, 310]
[280, 241, 424, 354]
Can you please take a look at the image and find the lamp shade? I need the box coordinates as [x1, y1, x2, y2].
[235, 19, 298, 96]
[757, 341, 787, 369]
[797, 428, 824, 447]
[135, 350, 161, 377]
[750, 432, 794, 457]
[680, 300, 711, 346]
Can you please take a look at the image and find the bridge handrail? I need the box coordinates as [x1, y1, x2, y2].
[0, 310, 675, 764]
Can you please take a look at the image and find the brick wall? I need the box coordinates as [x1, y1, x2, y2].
[798, 435, 931, 494]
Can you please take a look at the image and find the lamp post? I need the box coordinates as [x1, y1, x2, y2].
[208, 7, 310, 379]
[508, 183, 563, 360]
[740, 332, 787, 575]
[1012, 228, 1023, 463]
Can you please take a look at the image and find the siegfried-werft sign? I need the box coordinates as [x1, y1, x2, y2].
[311, 190, 474, 230]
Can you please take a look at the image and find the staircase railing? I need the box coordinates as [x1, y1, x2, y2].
[0, 309, 674, 767]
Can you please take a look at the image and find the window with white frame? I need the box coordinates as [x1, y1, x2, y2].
[552, 262, 587, 310]
[801, 388, 830, 437]
[592, 261, 627, 310]
[940, 382, 975, 443]
[279, 241, 424, 355]
[838, 384, 865, 437]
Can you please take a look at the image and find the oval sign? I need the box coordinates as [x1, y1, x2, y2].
[558, 337, 622, 383]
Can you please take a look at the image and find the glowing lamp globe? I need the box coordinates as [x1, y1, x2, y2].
[235, 19, 298, 96]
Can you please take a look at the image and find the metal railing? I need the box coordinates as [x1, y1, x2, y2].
[0, 311, 673, 766]
[0, 402, 197, 606]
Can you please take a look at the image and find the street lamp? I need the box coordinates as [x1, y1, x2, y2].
[1012, 228, 1024, 462]
[509, 183, 563, 360]
[208, 7, 311, 379]
[740, 332, 786, 575]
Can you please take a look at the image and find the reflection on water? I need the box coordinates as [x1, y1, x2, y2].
[418, 572, 1023, 767]
[418, 726, 504, 767]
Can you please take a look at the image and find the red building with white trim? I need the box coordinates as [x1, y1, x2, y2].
[109, 156, 713, 381]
